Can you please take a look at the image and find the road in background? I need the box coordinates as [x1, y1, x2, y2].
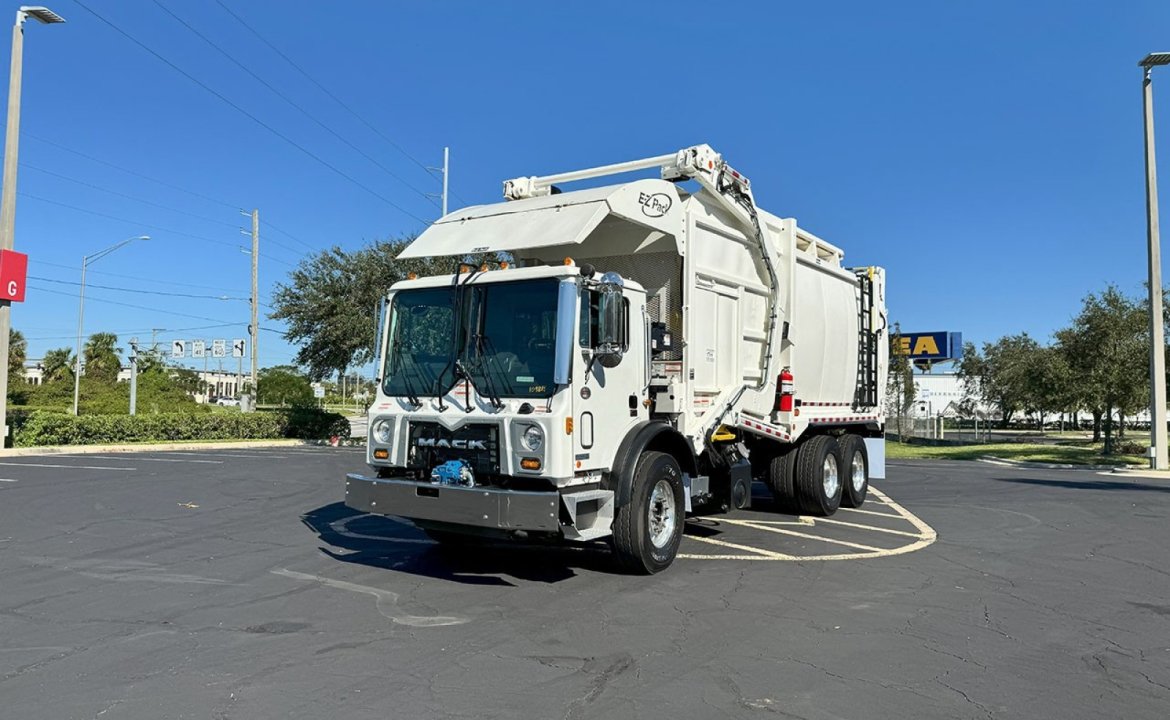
[0, 451, 1167, 719]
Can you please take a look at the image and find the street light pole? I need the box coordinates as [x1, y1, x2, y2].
[0, 6, 64, 443]
[71, 235, 149, 415]
[1141, 52, 1170, 470]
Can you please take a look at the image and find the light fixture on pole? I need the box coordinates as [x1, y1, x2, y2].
[72, 235, 149, 416]
[1141, 52, 1170, 470]
[0, 5, 64, 443]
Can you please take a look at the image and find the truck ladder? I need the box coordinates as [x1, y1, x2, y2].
[853, 269, 878, 409]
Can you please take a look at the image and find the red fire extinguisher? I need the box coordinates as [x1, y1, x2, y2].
[777, 368, 794, 413]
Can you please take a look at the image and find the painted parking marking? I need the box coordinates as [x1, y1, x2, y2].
[724, 520, 886, 552]
[679, 487, 936, 562]
[811, 516, 925, 538]
[836, 506, 903, 519]
[685, 533, 798, 560]
[162, 451, 290, 459]
[79, 455, 223, 465]
[0, 462, 136, 471]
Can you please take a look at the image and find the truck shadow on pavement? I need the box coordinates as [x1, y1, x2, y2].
[301, 503, 621, 586]
[993, 477, 1170, 493]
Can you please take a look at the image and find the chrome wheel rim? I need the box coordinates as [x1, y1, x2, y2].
[851, 453, 866, 493]
[822, 454, 840, 499]
[647, 479, 677, 549]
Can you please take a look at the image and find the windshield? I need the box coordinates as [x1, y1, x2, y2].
[383, 278, 561, 399]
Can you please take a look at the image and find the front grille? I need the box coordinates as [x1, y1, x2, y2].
[407, 422, 500, 476]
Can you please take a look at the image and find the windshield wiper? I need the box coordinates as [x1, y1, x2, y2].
[469, 333, 509, 410]
[389, 343, 423, 408]
[456, 355, 504, 411]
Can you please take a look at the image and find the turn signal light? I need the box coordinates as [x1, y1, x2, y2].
[499, 261, 510, 269]
[565, 417, 574, 434]
[373, 449, 389, 459]
[407, 272, 418, 280]
[521, 458, 542, 470]
[563, 257, 575, 266]
[480, 263, 489, 271]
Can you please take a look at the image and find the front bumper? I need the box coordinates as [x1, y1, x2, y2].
[344, 473, 561, 533]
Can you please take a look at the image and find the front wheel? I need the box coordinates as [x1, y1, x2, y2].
[612, 451, 685, 574]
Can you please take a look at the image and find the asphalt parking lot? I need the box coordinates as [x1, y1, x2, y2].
[1, 449, 1168, 719]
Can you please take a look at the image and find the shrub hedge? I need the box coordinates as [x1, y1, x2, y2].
[10, 409, 350, 447]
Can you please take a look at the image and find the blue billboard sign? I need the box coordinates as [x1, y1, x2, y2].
[893, 331, 963, 361]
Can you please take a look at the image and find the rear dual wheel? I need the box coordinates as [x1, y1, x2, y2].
[838, 434, 869, 508]
[794, 435, 843, 516]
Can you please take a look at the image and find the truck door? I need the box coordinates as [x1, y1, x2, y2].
[575, 284, 649, 471]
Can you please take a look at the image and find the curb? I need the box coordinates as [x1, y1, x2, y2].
[1108, 467, 1170, 480]
[976, 455, 1129, 471]
[1, 439, 326, 457]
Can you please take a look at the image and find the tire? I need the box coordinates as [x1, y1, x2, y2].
[838, 434, 869, 508]
[612, 451, 685, 574]
[794, 435, 843, 516]
[767, 446, 798, 512]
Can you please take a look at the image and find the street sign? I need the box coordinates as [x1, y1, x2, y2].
[212, 339, 226, 358]
[171, 340, 185, 359]
[232, 338, 246, 358]
[313, 385, 325, 399]
[192, 340, 205, 359]
[0, 249, 28, 302]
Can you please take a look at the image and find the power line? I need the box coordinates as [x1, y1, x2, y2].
[23, 162, 240, 228]
[28, 274, 273, 308]
[29, 283, 245, 325]
[264, 219, 318, 253]
[212, 0, 436, 179]
[30, 258, 267, 297]
[152, 0, 438, 208]
[23, 131, 239, 210]
[71, 0, 430, 225]
[18, 191, 302, 263]
[24, 322, 239, 342]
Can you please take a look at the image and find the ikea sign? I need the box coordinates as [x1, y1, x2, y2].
[893, 331, 962, 361]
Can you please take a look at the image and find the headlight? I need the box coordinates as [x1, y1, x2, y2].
[372, 419, 392, 444]
[520, 424, 544, 452]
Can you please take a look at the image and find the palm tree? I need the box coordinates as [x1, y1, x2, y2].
[41, 347, 73, 384]
[83, 332, 122, 383]
[8, 328, 25, 384]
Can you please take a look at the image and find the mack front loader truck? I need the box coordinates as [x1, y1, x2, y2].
[345, 144, 888, 573]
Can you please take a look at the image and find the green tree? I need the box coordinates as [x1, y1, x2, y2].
[1020, 345, 1074, 430]
[41, 347, 73, 384]
[8, 328, 25, 382]
[1055, 285, 1147, 453]
[83, 332, 122, 383]
[887, 324, 916, 441]
[270, 236, 476, 380]
[957, 333, 1040, 428]
[257, 366, 313, 406]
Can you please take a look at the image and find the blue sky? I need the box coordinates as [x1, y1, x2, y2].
[5, 0, 1169, 374]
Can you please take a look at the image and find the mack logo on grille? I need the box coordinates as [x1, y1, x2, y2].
[416, 438, 487, 450]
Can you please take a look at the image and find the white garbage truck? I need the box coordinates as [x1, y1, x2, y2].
[345, 144, 888, 573]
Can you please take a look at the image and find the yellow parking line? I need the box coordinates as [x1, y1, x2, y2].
[812, 517, 926, 538]
[837, 506, 902, 519]
[683, 534, 798, 560]
[871, 488, 937, 542]
[727, 520, 885, 552]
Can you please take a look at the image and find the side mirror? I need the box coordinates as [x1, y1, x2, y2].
[595, 272, 625, 368]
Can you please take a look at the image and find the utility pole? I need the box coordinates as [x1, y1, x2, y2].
[0, 8, 65, 443]
[250, 208, 259, 399]
[428, 147, 450, 217]
[1142, 53, 1170, 469]
[128, 337, 138, 416]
